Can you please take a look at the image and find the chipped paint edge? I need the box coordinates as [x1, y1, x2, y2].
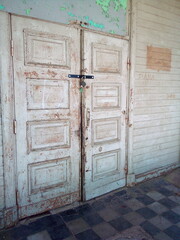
[4, 206, 18, 228]
[0, 210, 4, 229]
[19, 192, 80, 219]
[126, 0, 137, 185]
[135, 163, 180, 184]
[10, 12, 129, 40]
[0, 12, 18, 228]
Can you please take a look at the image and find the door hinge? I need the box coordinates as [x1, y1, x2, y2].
[16, 190, 19, 205]
[124, 166, 128, 174]
[10, 40, 14, 57]
[127, 57, 131, 69]
[13, 119, 17, 134]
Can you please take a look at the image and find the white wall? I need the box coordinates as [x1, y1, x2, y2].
[132, 0, 180, 180]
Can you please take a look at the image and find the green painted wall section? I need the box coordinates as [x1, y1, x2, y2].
[96, 0, 127, 15]
[0, 0, 127, 35]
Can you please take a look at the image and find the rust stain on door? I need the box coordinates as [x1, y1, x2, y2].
[147, 46, 171, 71]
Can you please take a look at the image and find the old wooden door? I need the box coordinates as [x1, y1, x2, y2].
[12, 16, 81, 218]
[11, 15, 128, 218]
[82, 31, 128, 200]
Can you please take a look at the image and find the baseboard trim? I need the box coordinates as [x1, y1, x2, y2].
[4, 206, 18, 228]
[135, 163, 179, 184]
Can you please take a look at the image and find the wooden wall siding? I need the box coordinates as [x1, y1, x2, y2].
[0, 113, 4, 228]
[0, 114, 4, 206]
[133, 0, 180, 176]
[0, 12, 5, 228]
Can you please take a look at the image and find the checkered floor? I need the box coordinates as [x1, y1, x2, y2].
[0, 171, 180, 240]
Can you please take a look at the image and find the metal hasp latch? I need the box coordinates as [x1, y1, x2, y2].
[68, 74, 94, 93]
[68, 74, 94, 79]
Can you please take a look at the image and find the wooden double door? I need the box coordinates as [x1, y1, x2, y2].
[11, 15, 128, 218]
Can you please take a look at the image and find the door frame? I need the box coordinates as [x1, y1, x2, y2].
[0, 12, 17, 228]
[1, 12, 130, 227]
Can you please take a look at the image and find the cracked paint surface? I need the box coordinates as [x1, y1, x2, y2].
[26, 8, 32, 15]
[83, 16, 104, 29]
[0, 0, 127, 35]
[96, 0, 127, 16]
[0, 5, 5, 10]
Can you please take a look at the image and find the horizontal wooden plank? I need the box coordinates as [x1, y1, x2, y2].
[136, 64, 180, 73]
[134, 129, 179, 143]
[134, 152, 180, 171]
[136, 40, 180, 56]
[136, 64, 180, 74]
[136, 46, 177, 56]
[134, 112, 180, 122]
[135, 80, 180, 87]
[136, 56, 180, 70]
[137, 17, 180, 39]
[134, 106, 180, 115]
[134, 123, 180, 136]
[134, 146, 179, 162]
[137, 24, 180, 47]
[137, 55, 180, 66]
[135, 72, 180, 81]
[134, 152, 179, 175]
[138, 0, 180, 20]
[137, 8, 180, 30]
[134, 134, 180, 149]
[135, 87, 180, 94]
[135, 93, 180, 101]
[134, 117, 180, 129]
[137, 45, 180, 60]
[134, 151, 179, 170]
[134, 99, 180, 108]
[136, 49, 180, 61]
[150, 0, 180, 10]
[138, 3, 180, 27]
[136, 42, 180, 56]
[134, 141, 180, 157]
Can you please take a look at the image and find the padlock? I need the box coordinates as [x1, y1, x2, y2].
[80, 81, 86, 87]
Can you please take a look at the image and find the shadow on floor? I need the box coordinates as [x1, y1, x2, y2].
[0, 168, 180, 240]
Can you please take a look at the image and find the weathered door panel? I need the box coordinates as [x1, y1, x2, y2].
[12, 16, 81, 218]
[82, 31, 128, 200]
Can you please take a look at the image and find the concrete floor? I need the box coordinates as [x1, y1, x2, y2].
[0, 168, 180, 240]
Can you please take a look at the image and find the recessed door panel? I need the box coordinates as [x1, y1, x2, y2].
[24, 30, 70, 68]
[27, 79, 69, 110]
[27, 120, 70, 152]
[28, 157, 70, 195]
[92, 150, 121, 181]
[92, 44, 122, 73]
[92, 118, 121, 145]
[92, 83, 121, 110]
